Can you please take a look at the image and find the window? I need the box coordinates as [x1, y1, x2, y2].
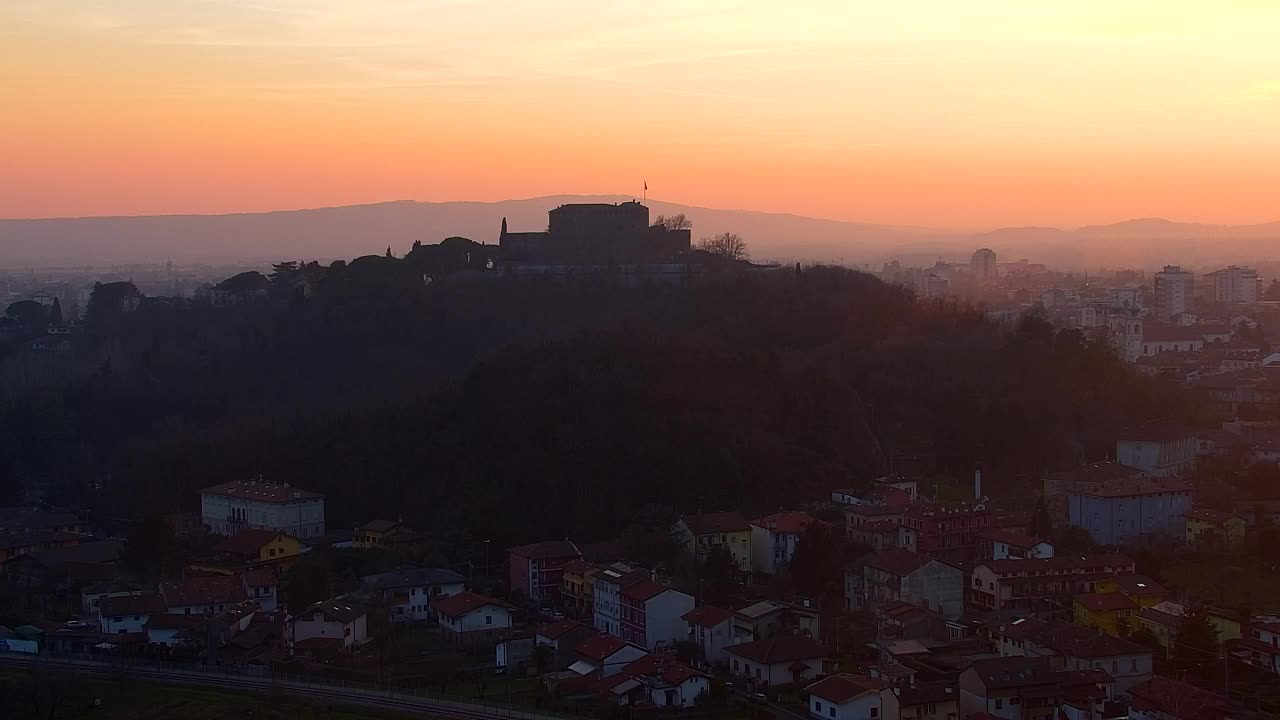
[828, 709, 835, 718]
[1009, 697, 1021, 705]
[486, 615, 493, 625]
[113, 616, 123, 623]
[870, 709, 878, 718]
[1111, 660, 1119, 673]
[815, 702, 823, 712]
[994, 699, 1003, 710]
[1130, 659, 1138, 672]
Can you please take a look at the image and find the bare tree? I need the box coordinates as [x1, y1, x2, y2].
[652, 213, 693, 231]
[697, 232, 749, 261]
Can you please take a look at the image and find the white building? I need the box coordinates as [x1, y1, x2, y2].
[240, 568, 280, 612]
[362, 567, 465, 623]
[97, 595, 165, 634]
[805, 674, 899, 720]
[682, 606, 735, 664]
[433, 592, 512, 647]
[726, 636, 826, 688]
[200, 479, 325, 539]
[1205, 266, 1260, 304]
[1154, 266, 1195, 320]
[750, 512, 823, 575]
[82, 582, 144, 616]
[619, 580, 694, 650]
[289, 598, 369, 654]
[995, 617, 1153, 691]
[1117, 424, 1197, 477]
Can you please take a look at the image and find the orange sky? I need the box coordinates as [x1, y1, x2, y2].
[3, 1, 1280, 228]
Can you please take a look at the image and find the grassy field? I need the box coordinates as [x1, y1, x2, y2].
[0, 671, 426, 720]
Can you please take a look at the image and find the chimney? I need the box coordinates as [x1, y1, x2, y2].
[974, 468, 982, 500]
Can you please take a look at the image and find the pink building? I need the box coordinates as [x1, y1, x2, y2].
[508, 540, 581, 605]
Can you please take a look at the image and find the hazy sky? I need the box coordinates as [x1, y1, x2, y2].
[4, 1, 1280, 228]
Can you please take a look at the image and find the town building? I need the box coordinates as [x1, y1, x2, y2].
[854, 549, 965, 619]
[1133, 601, 1185, 651]
[1127, 676, 1234, 720]
[977, 529, 1054, 561]
[213, 528, 302, 564]
[969, 555, 1135, 612]
[199, 479, 325, 539]
[1154, 265, 1195, 320]
[160, 576, 248, 616]
[677, 512, 752, 572]
[903, 501, 991, 563]
[733, 600, 822, 643]
[971, 248, 998, 280]
[897, 682, 960, 720]
[805, 674, 899, 720]
[352, 519, 425, 551]
[1139, 325, 1206, 357]
[681, 605, 735, 664]
[97, 595, 165, 634]
[561, 560, 600, 618]
[849, 520, 918, 552]
[597, 654, 710, 709]
[1205, 265, 1261, 304]
[0, 530, 85, 563]
[1093, 575, 1167, 609]
[617, 580, 694, 650]
[1182, 508, 1247, 549]
[1240, 619, 1280, 675]
[749, 511, 824, 575]
[1071, 593, 1136, 637]
[959, 656, 1060, 720]
[726, 636, 826, 688]
[288, 598, 368, 656]
[240, 568, 280, 611]
[508, 540, 581, 605]
[361, 567, 465, 623]
[81, 581, 144, 616]
[570, 633, 649, 678]
[0, 507, 82, 535]
[592, 563, 650, 637]
[994, 618, 1152, 691]
[1066, 476, 1192, 545]
[433, 592, 512, 647]
[1116, 422, 1197, 476]
[535, 619, 598, 671]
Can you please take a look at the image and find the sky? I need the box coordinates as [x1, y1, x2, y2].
[3, 1, 1280, 229]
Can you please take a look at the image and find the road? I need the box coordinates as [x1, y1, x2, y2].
[731, 686, 810, 720]
[0, 652, 566, 720]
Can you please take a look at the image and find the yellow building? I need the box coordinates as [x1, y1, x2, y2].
[1095, 574, 1168, 609]
[679, 512, 753, 572]
[215, 528, 301, 562]
[354, 519, 401, 549]
[1184, 509, 1247, 550]
[1073, 592, 1138, 637]
[1207, 607, 1243, 642]
[1136, 605, 1180, 653]
[561, 560, 600, 616]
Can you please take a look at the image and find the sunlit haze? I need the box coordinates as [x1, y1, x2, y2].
[4, 1, 1280, 227]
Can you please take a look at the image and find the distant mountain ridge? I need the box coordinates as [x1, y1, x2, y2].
[1, 196, 1278, 270]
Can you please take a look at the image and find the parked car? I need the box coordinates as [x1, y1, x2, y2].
[747, 692, 768, 705]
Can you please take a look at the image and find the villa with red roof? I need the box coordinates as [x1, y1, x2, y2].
[677, 512, 752, 572]
[200, 478, 325, 539]
[725, 635, 826, 688]
[433, 591, 512, 647]
[749, 511, 826, 575]
[682, 605, 735, 663]
[617, 579, 693, 650]
[805, 674, 898, 720]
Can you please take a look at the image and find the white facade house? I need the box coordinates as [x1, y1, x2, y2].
[682, 606, 736, 664]
[434, 592, 512, 647]
[750, 512, 823, 575]
[1117, 425, 1197, 477]
[290, 599, 369, 651]
[241, 569, 280, 612]
[200, 479, 325, 539]
[806, 674, 899, 720]
[97, 595, 165, 634]
[726, 636, 826, 688]
[362, 567, 465, 623]
[996, 618, 1153, 691]
[619, 581, 694, 650]
[82, 583, 143, 616]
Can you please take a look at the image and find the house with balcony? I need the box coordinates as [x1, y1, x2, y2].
[288, 598, 369, 657]
[361, 567, 465, 623]
[959, 657, 1060, 720]
[618, 580, 694, 650]
[508, 540, 581, 605]
[200, 479, 325, 539]
[726, 636, 826, 688]
[682, 605, 735, 664]
[1240, 619, 1280, 675]
[969, 555, 1135, 612]
[903, 501, 991, 563]
[993, 618, 1152, 691]
[849, 520, 918, 552]
[434, 592, 512, 648]
[853, 548, 964, 620]
[592, 563, 650, 638]
[1183, 508, 1247, 549]
[677, 512, 752, 572]
[1066, 476, 1191, 545]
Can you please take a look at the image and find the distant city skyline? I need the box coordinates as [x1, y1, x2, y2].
[4, 2, 1280, 227]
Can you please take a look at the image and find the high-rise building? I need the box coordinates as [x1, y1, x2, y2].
[1154, 265, 1195, 320]
[970, 248, 997, 280]
[1204, 266, 1260, 304]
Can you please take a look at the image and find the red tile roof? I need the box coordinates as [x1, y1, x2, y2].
[1070, 476, 1192, 498]
[865, 548, 932, 577]
[539, 619, 587, 640]
[977, 528, 1044, 548]
[576, 633, 630, 661]
[240, 567, 278, 588]
[200, 480, 322, 503]
[751, 511, 820, 535]
[979, 554, 1133, 575]
[508, 540, 581, 560]
[98, 595, 166, 617]
[725, 636, 825, 664]
[1127, 677, 1230, 719]
[805, 674, 888, 703]
[432, 591, 507, 619]
[1107, 575, 1166, 597]
[160, 576, 247, 608]
[682, 606, 734, 628]
[613, 655, 707, 687]
[215, 529, 290, 556]
[1074, 593, 1137, 612]
[146, 614, 204, 630]
[1000, 618, 1148, 659]
[621, 580, 668, 602]
[682, 512, 750, 536]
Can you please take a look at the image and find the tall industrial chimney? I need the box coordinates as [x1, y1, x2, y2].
[974, 468, 982, 500]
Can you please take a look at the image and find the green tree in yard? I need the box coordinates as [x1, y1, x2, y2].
[788, 522, 839, 598]
[1173, 606, 1220, 682]
[699, 543, 739, 607]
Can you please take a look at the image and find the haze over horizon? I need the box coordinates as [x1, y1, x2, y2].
[5, 2, 1280, 229]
